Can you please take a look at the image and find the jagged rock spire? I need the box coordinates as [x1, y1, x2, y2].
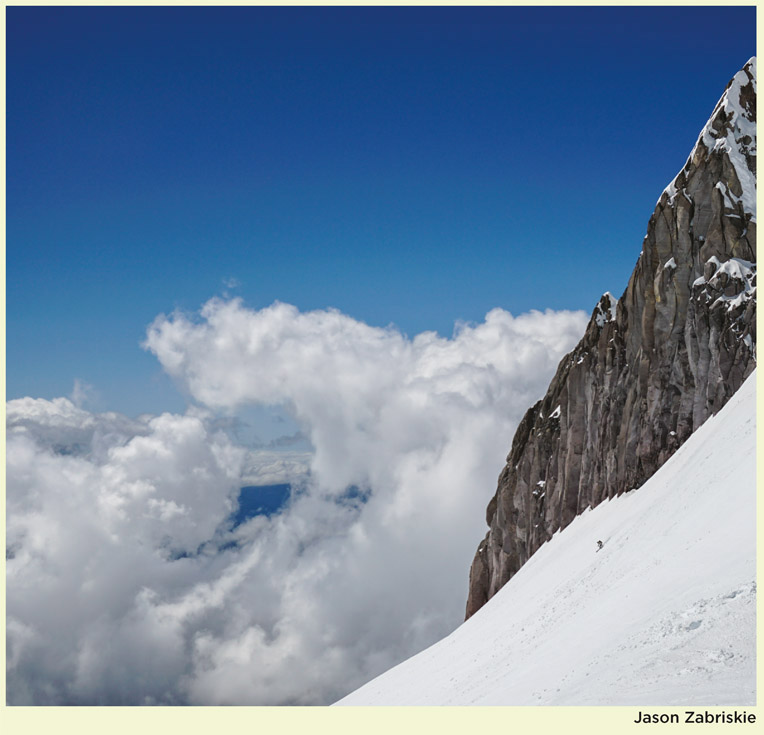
[466, 59, 756, 619]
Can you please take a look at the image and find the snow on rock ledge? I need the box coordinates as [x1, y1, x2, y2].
[594, 292, 617, 327]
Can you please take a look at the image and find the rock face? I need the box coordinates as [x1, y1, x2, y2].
[466, 58, 757, 619]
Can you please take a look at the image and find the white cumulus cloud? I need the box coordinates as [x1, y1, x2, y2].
[7, 299, 588, 704]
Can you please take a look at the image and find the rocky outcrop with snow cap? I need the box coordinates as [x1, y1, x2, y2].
[466, 58, 756, 619]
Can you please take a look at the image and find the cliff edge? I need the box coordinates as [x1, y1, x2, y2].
[466, 58, 757, 618]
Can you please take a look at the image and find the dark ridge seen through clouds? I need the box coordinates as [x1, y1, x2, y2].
[234, 484, 369, 526]
[234, 485, 292, 524]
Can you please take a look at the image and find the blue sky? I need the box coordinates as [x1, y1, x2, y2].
[7, 5, 756, 416]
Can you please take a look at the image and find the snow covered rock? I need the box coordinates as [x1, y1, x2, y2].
[466, 58, 756, 619]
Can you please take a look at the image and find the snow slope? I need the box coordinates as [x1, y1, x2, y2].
[336, 372, 756, 705]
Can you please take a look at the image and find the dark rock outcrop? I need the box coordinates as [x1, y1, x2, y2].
[466, 58, 757, 619]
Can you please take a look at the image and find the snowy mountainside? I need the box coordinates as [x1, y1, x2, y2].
[466, 57, 756, 619]
[336, 371, 756, 705]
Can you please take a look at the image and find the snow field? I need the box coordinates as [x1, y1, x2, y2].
[336, 372, 756, 705]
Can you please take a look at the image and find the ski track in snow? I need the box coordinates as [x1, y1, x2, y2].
[336, 372, 756, 706]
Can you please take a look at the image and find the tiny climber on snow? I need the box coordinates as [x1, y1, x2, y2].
[596, 540, 603, 551]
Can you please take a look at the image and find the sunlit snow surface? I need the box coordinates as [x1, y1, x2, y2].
[337, 372, 756, 705]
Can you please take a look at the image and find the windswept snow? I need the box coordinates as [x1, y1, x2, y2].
[336, 372, 756, 705]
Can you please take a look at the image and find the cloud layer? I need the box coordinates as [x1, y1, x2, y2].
[7, 299, 588, 704]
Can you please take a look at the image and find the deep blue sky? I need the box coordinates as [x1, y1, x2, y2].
[7, 6, 756, 416]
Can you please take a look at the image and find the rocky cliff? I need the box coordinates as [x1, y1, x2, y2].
[466, 58, 757, 619]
